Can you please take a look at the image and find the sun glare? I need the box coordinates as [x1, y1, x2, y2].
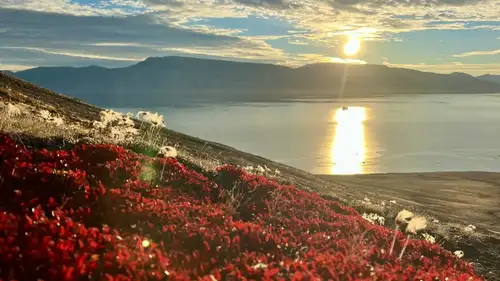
[330, 107, 366, 175]
[343, 36, 361, 56]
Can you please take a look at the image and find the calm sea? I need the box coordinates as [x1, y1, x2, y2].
[115, 94, 500, 175]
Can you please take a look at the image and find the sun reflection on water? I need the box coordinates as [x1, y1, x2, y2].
[330, 106, 366, 175]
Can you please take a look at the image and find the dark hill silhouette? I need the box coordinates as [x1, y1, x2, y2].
[13, 56, 500, 107]
[477, 74, 500, 85]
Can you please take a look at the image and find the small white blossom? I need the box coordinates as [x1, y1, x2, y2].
[362, 213, 385, 225]
[255, 165, 265, 174]
[454, 250, 464, 258]
[252, 262, 268, 269]
[395, 210, 414, 225]
[157, 146, 177, 158]
[136, 111, 165, 127]
[464, 224, 476, 232]
[421, 233, 436, 244]
[405, 216, 427, 234]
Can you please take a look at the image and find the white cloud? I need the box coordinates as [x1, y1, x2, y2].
[0, 0, 141, 16]
[1, 0, 499, 74]
[453, 49, 500, 57]
[383, 60, 500, 75]
[330, 57, 367, 64]
[288, 39, 308, 45]
[87, 42, 149, 47]
[0, 64, 36, 71]
[0, 47, 145, 61]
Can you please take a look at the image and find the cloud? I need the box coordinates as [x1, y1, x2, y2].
[0, 8, 255, 68]
[0, 0, 144, 16]
[1, 0, 499, 74]
[0, 7, 330, 69]
[0, 64, 36, 71]
[383, 60, 500, 75]
[330, 57, 367, 64]
[0, 47, 145, 62]
[453, 49, 500, 57]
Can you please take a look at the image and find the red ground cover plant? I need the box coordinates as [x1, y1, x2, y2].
[0, 134, 483, 281]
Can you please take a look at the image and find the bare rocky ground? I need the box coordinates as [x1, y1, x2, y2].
[1, 72, 499, 280]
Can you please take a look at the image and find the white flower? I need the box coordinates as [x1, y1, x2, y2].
[242, 165, 254, 172]
[421, 233, 436, 244]
[7, 103, 23, 116]
[405, 216, 427, 234]
[255, 165, 265, 174]
[395, 210, 414, 225]
[157, 146, 177, 158]
[454, 250, 464, 258]
[389, 200, 397, 204]
[464, 224, 476, 232]
[252, 262, 268, 269]
[39, 109, 52, 120]
[136, 111, 165, 127]
[362, 213, 385, 225]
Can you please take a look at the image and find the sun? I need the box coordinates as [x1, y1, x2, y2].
[343, 36, 361, 56]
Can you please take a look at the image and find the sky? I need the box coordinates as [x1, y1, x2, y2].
[0, 0, 499, 75]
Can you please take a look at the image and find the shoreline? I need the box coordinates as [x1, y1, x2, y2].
[319, 171, 500, 234]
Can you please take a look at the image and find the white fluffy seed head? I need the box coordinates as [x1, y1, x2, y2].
[454, 250, 464, 258]
[395, 209, 414, 225]
[39, 109, 51, 120]
[136, 111, 165, 127]
[421, 232, 436, 244]
[405, 216, 427, 234]
[464, 224, 476, 232]
[157, 146, 177, 158]
[256, 165, 266, 174]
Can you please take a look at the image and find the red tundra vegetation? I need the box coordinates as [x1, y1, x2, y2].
[0, 134, 483, 281]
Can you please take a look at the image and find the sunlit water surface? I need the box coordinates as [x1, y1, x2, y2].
[115, 94, 500, 175]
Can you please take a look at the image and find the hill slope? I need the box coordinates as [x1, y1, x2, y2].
[14, 56, 500, 107]
[477, 74, 500, 85]
[1, 72, 500, 280]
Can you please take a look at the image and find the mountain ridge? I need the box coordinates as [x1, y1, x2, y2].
[12, 56, 500, 107]
[477, 74, 500, 85]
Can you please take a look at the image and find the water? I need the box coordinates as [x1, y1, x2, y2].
[115, 94, 500, 175]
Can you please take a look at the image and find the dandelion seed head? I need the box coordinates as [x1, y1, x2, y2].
[454, 250, 464, 258]
[421, 232, 436, 244]
[157, 146, 177, 158]
[406, 216, 427, 234]
[395, 209, 414, 224]
[464, 224, 476, 232]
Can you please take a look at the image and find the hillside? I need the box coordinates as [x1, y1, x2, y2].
[0, 72, 499, 280]
[13, 56, 500, 107]
[477, 74, 500, 85]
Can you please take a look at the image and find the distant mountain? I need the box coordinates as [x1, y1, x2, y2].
[14, 56, 500, 107]
[477, 74, 500, 85]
